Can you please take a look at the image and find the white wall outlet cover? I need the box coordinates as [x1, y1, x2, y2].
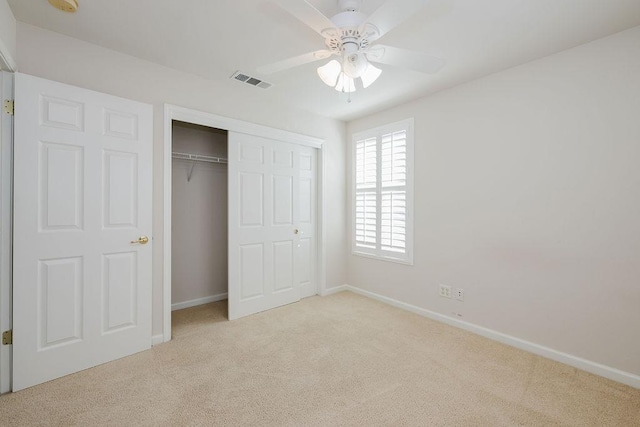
[439, 284, 452, 298]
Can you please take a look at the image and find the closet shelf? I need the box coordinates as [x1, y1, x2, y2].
[172, 152, 228, 164]
[173, 151, 227, 182]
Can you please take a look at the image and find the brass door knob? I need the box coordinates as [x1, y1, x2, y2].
[131, 236, 149, 244]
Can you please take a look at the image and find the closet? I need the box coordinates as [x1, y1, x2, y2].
[171, 121, 228, 310]
[165, 109, 322, 327]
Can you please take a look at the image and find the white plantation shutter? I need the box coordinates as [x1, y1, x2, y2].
[352, 119, 413, 263]
[355, 191, 377, 248]
[355, 137, 377, 248]
[381, 130, 407, 253]
[381, 190, 406, 252]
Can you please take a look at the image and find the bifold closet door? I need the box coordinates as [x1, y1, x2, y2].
[228, 132, 316, 320]
[12, 73, 153, 391]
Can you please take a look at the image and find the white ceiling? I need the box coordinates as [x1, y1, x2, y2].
[8, 0, 640, 121]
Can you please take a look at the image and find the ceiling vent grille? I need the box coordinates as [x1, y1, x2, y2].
[230, 71, 273, 89]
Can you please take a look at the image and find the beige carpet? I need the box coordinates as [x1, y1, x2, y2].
[1, 291, 638, 426]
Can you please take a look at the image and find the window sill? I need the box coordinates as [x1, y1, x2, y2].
[351, 250, 414, 266]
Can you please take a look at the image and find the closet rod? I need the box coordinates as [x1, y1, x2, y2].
[172, 151, 228, 164]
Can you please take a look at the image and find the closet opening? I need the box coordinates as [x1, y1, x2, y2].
[163, 104, 326, 342]
[171, 120, 229, 325]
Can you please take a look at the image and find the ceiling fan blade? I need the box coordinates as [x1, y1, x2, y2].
[276, 0, 337, 37]
[367, 45, 445, 74]
[363, 0, 431, 41]
[257, 50, 332, 75]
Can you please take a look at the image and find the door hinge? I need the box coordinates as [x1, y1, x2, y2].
[2, 329, 12, 345]
[3, 99, 14, 116]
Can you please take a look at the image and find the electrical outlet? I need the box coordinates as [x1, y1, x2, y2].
[439, 284, 452, 299]
[455, 288, 464, 301]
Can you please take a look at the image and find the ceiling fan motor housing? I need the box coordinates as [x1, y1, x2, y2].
[338, 0, 362, 12]
[330, 11, 367, 29]
[325, 10, 376, 55]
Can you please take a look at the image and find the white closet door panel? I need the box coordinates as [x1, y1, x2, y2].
[273, 241, 294, 292]
[229, 132, 311, 320]
[273, 148, 293, 168]
[273, 175, 293, 225]
[297, 147, 317, 298]
[299, 177, 312, 224]
[13, 73, 153, 391]
[239, 172, 264, 227]
[239, 243, 265, 300]
[297, 238, 311, 284]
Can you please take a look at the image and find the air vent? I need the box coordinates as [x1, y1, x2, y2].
[230, 71, 273, 89]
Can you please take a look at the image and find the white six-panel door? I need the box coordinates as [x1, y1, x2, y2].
[13, 73, 153, 391]
[228, 132, 316, 320]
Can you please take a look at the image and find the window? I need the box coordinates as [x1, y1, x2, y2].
[352, 118, 413, 264]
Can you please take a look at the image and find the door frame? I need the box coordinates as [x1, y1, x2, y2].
[0, 71, 14, 394]
[162, 104, 326, 343]
[1, 10, 18, 392]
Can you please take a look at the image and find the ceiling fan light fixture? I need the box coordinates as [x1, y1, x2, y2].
[317, 60, 342, 87]
[342, 53, 368, 79]
[335, 72, 356, 93]
[48, 0, 78, 13]
[360, 63, 382, 88]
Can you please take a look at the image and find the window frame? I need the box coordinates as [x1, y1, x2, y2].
[351, 118, 414, 265]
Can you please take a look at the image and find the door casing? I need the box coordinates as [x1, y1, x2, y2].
[162, 104, 327, 342]
[0, 71, 14, 394]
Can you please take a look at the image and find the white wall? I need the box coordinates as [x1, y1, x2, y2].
[0, 0, 16, 70]
[347, 26, 640, 377]
[171, 122, 228, 307]
[16, 23, 348, 337]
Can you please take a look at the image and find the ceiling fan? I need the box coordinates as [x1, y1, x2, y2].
[257, 0, 444, 93]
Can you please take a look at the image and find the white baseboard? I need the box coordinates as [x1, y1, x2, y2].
[151, 334, 164, 346]
[171, 293, 228, 311]
[320, 284, 348, 296]
[342, 285, 640, 389]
